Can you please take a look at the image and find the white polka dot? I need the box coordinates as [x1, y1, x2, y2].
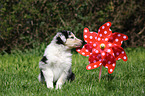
[115, 39, 119, 42]
[98, 29, 100, 32]
[90, 36, 93, 39]
[109, 29, 111, 31]
[108, 43, 112, 47]
[121, 41, 123, 44]
[95, 37, 97, 39]
[77, 49, 80, 52]
[107, 23, 110, 26]
[93, 44, 96, 47]
[116, 52, 119, 55]
[123, 36, 126, 39]
[105, 38, 108, 41]
[108, 61, 111, 64]
[99, 59, 102, 61]
[82, 52, 85, 55]
[102, 26, 105, 29]
[84, 35, 87, 38]
[121, 51, 124, 54]
[105, 66, 108, 68]
[88, 66, 91, 69]
[107, 49, 111, 52]
[85, 40, 87, 43]
[99, 63, 102, 65]
[102, 52, 105, 56]
[86, 49, 89, 52]
[118, 58, 121, 60]
[95, 50, 99, 53]
[110, 69, 113, 72]
[93, 60, 96, 63]
[90, 32, 93, 34]
[100, 34, 102, 37]
[118, 34, 121, 37]
[112, 63, 115, 67]
[113, 53, 115, 56]
[104, 31, 107, 34]
[123, 56, 126, 59]
[94, 65, 97, 68]
[98, 38, 101, 41]
[84, 30, 87, 32]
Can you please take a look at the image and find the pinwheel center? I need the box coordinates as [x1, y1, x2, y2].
[100, 43, 105, 49]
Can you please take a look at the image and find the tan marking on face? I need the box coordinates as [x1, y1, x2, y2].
[65, 33, 82, 48]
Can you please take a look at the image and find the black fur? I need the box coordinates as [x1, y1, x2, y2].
[41, 56, 47, 64]
[61, 30, 71, 39]
[67, 72, 75, 81]
[40, 69, 45, 83]
[56, 37, 64, 44]
[67, 68, 75, 81]
[56, 30, 72, 45]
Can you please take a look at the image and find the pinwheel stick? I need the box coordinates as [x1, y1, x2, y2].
[99, 65, 102, 82]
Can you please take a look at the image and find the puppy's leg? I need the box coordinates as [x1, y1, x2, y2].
[56, 71, 68, 89]
[38, 69, 45, 83]
[42, 69, 54, 89]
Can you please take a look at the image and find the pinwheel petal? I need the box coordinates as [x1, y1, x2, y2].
[84, 28, 98, 44]
[76, 46, 91, 57]
[106, 62, 116, 74]
[102, 53, 116, 74]
[104, 48, 114, 56]
[92, 48, 100, 56]
[98, 22, 112, 38]
[86, 61, 102, 70]
[112, 46, 128, 61]
[109, 32, 128, 46]
[89, 53, 101, 64]
[77, 22, 128, 75]
[103, 53, 116, 65]
[101, 51, 107, 59]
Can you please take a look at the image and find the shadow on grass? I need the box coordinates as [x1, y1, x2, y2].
[102, 74, 116, 81]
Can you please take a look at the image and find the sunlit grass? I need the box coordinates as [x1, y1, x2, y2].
[0, 47, 144, 96]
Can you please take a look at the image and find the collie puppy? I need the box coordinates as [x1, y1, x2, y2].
[38, 30, 82, 89]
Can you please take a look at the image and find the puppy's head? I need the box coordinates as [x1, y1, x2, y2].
[54, 30, 82, 48]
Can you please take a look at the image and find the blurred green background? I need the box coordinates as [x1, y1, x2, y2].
[0, 0, 144, 54]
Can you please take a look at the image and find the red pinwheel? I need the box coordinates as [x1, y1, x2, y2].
[76, 22, 128, 80]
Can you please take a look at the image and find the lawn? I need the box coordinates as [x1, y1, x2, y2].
[0, 47, 144, 96]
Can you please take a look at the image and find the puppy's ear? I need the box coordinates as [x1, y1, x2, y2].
[56, 33, 66, 45]
[56, 36, 64, 44]
[61, 30, 72, 39]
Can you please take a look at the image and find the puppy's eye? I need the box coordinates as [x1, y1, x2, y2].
[70, 36, 74, 39]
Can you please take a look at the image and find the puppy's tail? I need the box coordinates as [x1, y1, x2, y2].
[67, 72, 75, 82]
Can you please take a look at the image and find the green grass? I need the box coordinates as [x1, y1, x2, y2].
[0, 47, 145, 96]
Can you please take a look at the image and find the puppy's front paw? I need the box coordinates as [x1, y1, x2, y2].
[55, 82, 63, 89]
[46, 83, 54, 89]
[47, 86, 54, 89]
